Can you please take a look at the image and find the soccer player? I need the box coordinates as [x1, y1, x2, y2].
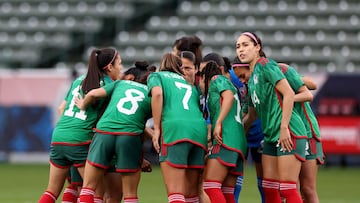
[179, 51, 212, 203]
[230, 57, 266, 203]
[148, 53, 208, 203]
[277, 63, 324, 203]
[38, 47, 121, 203]
[101, 61, 155, 203]
[199, 61, 247, 203]
[236, 31, 307, 203]
[76, 62, 152, 203]
[233, 59, 324, 203]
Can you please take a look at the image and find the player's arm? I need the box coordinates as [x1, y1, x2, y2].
[143, 127, 154, 140]
[294, 86, 313, 103]
[276, 79, 295, 152]
[75, 87, 107, 110]
[57, 100, 66, 116]
[302, 76, 317, 90]
[151, 86, 163, 153]
[214, 90, 234, 144]
[243, 106, 257, 134]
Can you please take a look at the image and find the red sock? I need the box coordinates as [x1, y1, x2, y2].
[79, 187, 95, 203]
[262, 178, 281, 203]
[168, 193, 185, 203]
[124, 196, 139, 203]
[280, 181, 303, 203]
[203, 180, 226, 203]
[185, 195, 199, 203]
[39, 191, 57, 203]
[61, 185, 78, 203]
[94, 196, 103, 203]
[222, 186, 235, 203]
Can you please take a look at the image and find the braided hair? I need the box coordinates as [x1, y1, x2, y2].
[199, 61, 222, 101]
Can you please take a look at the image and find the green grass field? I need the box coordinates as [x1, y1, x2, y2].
[0, 163, 358, 203]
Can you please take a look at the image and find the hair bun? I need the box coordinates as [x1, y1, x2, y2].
[190, 35, 202, 47]
[134, 61, 149, 70]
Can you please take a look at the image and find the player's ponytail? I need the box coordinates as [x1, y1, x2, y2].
[82, 47, 118, 94]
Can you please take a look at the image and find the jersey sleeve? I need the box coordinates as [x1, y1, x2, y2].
[102, 80, 119, 96]
[147, 72, 162, 96]
[264, 61, 286, 86]
[63, 81, 75, 101]
[213, 75, 236, 95]
[284, 66, 305, 93]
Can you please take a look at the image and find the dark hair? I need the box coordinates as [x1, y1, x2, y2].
[147, 65, 156, 72]
[82, 47, 118, 94]
[222, 56, 232, 72]
[180, 51, 196, 64]
[199, 61, 222, 100]
[232, 56, 250, 69]
[202, 52, 225, 67]
[124, 60, 154, 84]
[173, 35, 202, 69]
[159, 53, 183, 75]
[242, 31, 266, 58]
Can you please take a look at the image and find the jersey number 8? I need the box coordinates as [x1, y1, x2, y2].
[117, 89, 145, 115]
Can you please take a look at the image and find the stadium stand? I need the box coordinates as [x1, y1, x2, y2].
[0, 0, 359, 73]
[0, 0, 134, 68]
[111, 0, 360, 72]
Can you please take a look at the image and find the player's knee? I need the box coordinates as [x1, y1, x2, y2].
[301, 185, 316, 198]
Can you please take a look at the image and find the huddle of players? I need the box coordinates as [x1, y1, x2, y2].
[39, 32, 324, 203]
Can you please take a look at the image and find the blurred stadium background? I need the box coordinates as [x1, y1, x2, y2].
[0, 0, 360, 167]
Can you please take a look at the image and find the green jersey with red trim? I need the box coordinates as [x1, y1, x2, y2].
[208, 75, 247, 153]
[280, 64, 321, 139]
[247, 58, 307, 143]
[52, 75, 112, 144]
[95, 80, 151, 135]
[147, 71, 207, 148]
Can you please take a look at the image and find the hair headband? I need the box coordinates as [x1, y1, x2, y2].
[232, 63, 249, 67]
[242, 32, 259, 45]
[102, 49, 118, 70]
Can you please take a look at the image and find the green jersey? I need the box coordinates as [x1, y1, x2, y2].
[52, 75, 112, 144]
[147, 71, 207, 148]
[95, 80, 151, 135]
[247, 58, 307, 143]
[208, 75, 247, 153]
[280, 65, 321, 140]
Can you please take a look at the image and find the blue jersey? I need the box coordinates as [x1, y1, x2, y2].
[229, 69, 264, 148]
